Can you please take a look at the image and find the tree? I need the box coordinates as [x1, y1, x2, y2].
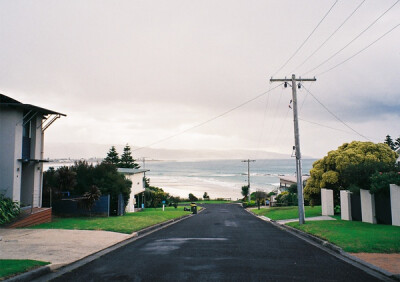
[203, 192, 210, 200]
[304, 141, 397, 205]
[241, 185, 249, 201]
[254, 191, 267, 210]
[119, 144, 140, 168]
[395, 137, 400, 150]
[54, 166, 77, 199]
[82, 185, 101, 217]
[188, 193, 198, 202]
[384, 135, 396, 150]
[104, 146, 120, 165]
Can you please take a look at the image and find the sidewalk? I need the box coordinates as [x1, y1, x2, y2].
[0, 228, 135, 266]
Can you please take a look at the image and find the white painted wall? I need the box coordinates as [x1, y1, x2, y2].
[340, 190, 352, 220]
[390, 184, 400, 226]
[360, 189, 376, 224]
[0, 108, 23, 202]
[321, 188, 334, 216]
[123, 172, 145, 213]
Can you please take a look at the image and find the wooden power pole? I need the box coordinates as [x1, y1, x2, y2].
[270, 74, 316, 225]
[242, 159, 255, 202]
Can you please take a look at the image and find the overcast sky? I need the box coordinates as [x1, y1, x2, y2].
[1, 0, 399, 160]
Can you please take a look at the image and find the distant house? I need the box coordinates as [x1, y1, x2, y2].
[0, 94, 65, 208]
[117, 168, 149, 212]
[278, 175, 309, 194]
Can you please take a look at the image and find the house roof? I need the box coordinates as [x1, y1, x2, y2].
[0, 94, 66, 116]
[117, 168, 150, 174]
[279, 175, 310, 184]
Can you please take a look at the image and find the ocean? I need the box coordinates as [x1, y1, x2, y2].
[44, 159, 316, 200]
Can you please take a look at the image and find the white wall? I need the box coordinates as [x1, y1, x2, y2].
[360, 189, 376, 224]
[321, 188, 334, 216]
[340, 190, 352, 220]
[0, 108, 23, 202]
[390, 184, 400, 226]
[124, 172, 145, 212]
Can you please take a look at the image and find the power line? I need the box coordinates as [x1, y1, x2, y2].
[304, 0, 399, 75]
[317, 23, 400, 76]
[272, 0, 338, 77]
[301, 84, 371, 141]
[293, 0, 366, 73]
[299, 118, 357, 135]
[133, 84, 283, 152]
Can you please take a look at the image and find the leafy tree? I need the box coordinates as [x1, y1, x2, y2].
[384, 135, 395, 150]
[104, 146, 120, 165]
[42, 167, 58, 207]
[254, 191, 267, 210]
[276, 191, 298, 206]
[119, 144, 140, 168]
[288, 184, 297, 194]
[188, 193, 198, 202]
[54, 166, 77, 199]
[241, 185, 249, 201]
[370, 171, 400, 196]
[395, 137, 400, 150]
[82, 185, 101, 217]
[304, 141, 397, 205]
[203, 192, 210, 200]
[72, 160, 95, 195]
[0, 194, 20, 225]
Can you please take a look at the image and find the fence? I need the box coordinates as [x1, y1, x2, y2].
[52, 195, 110, 217]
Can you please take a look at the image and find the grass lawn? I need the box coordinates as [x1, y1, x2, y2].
[30, 207, 191, 234]
[287, 220, 400, 253]
[0, 259, 49, 279]
[251, 206, 322, 220]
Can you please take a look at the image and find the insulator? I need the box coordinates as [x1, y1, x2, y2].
[284, 82, 288, 88]
[298, 83, 301, 89]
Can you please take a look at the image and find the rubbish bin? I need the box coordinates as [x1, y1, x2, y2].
[190, 202, 197, 214]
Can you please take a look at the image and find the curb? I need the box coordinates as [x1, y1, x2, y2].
[5, 210, 201, 282]
[246, 208, 399, 282]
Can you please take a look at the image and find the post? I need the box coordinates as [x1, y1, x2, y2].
[270, 74, 316, 225]
[242, 159, 255, 202]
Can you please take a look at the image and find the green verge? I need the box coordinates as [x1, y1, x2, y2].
[251, 206, 322, 220]
[180, 200, 233, 204]
[287, 220, 400, 253]
[0, 259, 49, 279]
[30, 207, 191, 234]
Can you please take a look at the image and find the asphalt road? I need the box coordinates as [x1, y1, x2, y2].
[47, 204, 384, 281]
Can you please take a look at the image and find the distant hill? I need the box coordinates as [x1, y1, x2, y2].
[45, 142, 310, 161]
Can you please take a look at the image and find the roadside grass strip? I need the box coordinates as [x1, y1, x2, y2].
[251, 206, 322, 220]
[30, 207, 191, 234]
[287, 220, 400, 253]
[0, 259, 49, 279]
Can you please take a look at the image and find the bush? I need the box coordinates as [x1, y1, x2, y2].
[276, 191, 298, 206]
[370, 171, 400, 196]
[0, 194, 20, 225]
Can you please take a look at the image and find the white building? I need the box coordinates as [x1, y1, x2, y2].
[117, 168, 149, 212]
[278, 175, 310, 194]
[0, 94, 65, 208]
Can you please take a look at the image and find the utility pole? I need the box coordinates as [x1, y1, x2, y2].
[242, 159, 255, 202]
[270, 74, 316, 225]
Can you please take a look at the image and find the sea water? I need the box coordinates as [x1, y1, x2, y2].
[144, 159, 316, 200]
[44, 159, 316, 200]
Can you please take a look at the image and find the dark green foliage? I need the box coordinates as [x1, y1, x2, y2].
[119, 144, 140, 168]
[370, 171, 400, 196]
[241, 185, 249, 200]
[203, 192, 210, 200]
[43, 162, 132, 216]
[340, 161, 393, 193]
[82, 185, 101, 216]
[145, 186, 169, 208]
[103, 146, 120, 165]
[288, 184, 297, 194]
[254, 191, 267, 210]
[0, 194, 20, 225]
[188, 193, 198, 202]
[276, 191, 298, 206]
[384, 135, 395, 150]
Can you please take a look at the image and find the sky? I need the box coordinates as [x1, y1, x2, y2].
[1, 0, 399, 160]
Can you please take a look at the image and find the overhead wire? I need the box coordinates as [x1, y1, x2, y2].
[303, 0, 399, 75]
[293, 0, 366, 73]
[301, 84, 371, 141]
[132, 83, 283, 152]
[317, 23, 400, 76]
[271, 0, 339, 77]
[299, 118, 363, 135]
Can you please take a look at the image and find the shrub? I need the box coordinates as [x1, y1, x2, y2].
[0, 194, 20, 225]
[370, 171, 400, 196]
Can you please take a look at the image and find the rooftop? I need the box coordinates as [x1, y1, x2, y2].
[0, 94, 66, 116]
